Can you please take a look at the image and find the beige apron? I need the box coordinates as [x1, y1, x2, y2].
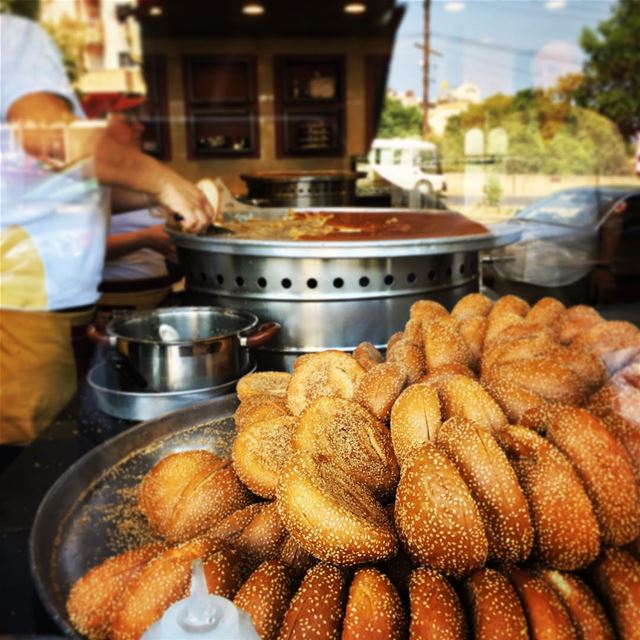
[0, 307, 94, 445]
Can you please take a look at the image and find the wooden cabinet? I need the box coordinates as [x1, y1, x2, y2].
[274, 55, 345, 158]
[183, 56, 259, 158]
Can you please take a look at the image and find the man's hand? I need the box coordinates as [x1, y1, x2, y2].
[155, 172, 215, 234]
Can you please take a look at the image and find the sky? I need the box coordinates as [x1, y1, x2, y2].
[387, 0, 618, 100]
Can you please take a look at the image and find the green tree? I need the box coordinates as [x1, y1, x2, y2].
[377, 96, 423, 138]
[575, 0, 640, 139]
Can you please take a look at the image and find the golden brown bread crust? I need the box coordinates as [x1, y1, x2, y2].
[588, 548, 640, 640]
[525, 296, 566, 330]
[211, 502, 267, 547]
[354, 361, 407, 423]
[390, 383, 442, 468]
[463, 568, 528, 640]
[231, 415, 299, 499]
[558, 304, 603, 344]
[484, 311, 525, 348]
[541, 406, 640, 546]
[496, 426, 601, 570]
[202, 548, 245, 599]
[482, 376, 549, 424]
[418, 363, 476, 385]
[234, 561, 297, 640]
[352, 341, 385, 371]
[342, 568, 406, 640]
[409, 299, 449, 324]
[404, 318, 425, 347]
[395, 441, 488, 577]
[408, 566, 467, 639]
[67, 543, 164, 640]
[236, 371, 292, 401]
[539, 570, 615, 640]
[456, 315, 487, 371]
[481, 333, 560, 375]
[286, 351, 365, 416]
[491, 294, 530, 318]
[138, 450, 253, 543]
[292, 397, 399, 498]
[451, 292, 493, 321]
[276, 453, 398, 565]
[278, 535, 317, 576]
[588, 366, 640, 430]
[438, 375, 507, 433]
[278, 563, 347, 640]
[423, 316, 472, 372]
[505, 565, 577, 640]
[387, 336, 426, 384]
[234, 394, 290, 431]
[436, 417, 533, 563]
[571, 320, 640, 361]
[110, 535, 218, 640]
[232, 501, 288, 567]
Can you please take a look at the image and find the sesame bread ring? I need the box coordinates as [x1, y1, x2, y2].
[456, 315, 487, 371]
[409, 299, 449, 324]
[484, 311, 525, 347]
[342, 568, 407, 640]
[462, 568, 528, 640]
[423, 317, 473, 371]
[539, 570, 615, 640]
[286, 351, 365, 416]
[558, 305, 604, 344]
[202, 548, 245, 599]
[394, 441, 488, 577]
[504, 566, 577, 640]
[451, 292, 494, 321]
[354, 361, 407, 423]
[211, 503, 266, 547]
[571, 320, 640, 360]
[111, 535, 218, 640]
[486, 359, 588, 405]
[524, 296, 566, 332]
[390, 383, 442, 468]
[496, 426, 600, 570]
[588, 548, 640, 640]
[417, 363, 476, 385]
[438, 375, 507, 433]
[236, 371, 292, 401]
[386, 331, 405, 354]
[279, 563, 347, 640]
[233, 561, 297, 640]
[386, 336, 426, 384]
[234, 394, 290, 431]
[436, 417, 533, 564]
[542, 406, 640, 546]
[231, 416, 299, 499]
[490, 294, 530, 318]
[138, 450, 253, 543]
[408, 566, 467, 639]
[67, 542, 164, 640]
[292, 397, 399, 498]
[404, 318, 425, 347]
[482, 376, 549, 424]
[276, 453, 398, 565]
[557, 346, 608, 394]
[480, 334, 560, 376]
[352, 341, 384, 371]
[233, 501, 288, 567]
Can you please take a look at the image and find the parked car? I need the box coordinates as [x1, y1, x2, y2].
[483, 186, 640, 305]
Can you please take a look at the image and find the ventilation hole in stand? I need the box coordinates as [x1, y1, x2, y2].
[427, 270, 436, 281]
[257, 277, 267, 288]
[200, 272, 207, 282]
[236, 276, 245, 287]
[281, 278, 292, 289]
[359, 276, 370, 287]
[216, 274, 224, 285]
[333, 278, 344, 289]
[445, 267, 453, 277]
[407, 272, 417, 283]
[307, 278, 318, 289]
[384, 274, 394, 286]
[460, 264, 466, 275]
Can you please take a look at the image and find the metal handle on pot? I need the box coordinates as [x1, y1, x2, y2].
[239, 322, 281, 348]
[87, 323, 117, 347]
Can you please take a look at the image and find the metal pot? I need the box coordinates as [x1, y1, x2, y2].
[88, 307, 279, 392]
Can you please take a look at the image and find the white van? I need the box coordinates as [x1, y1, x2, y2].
[367, 138, 446, 195]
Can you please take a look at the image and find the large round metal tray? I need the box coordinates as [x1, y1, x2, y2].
[29, 395, 239, 638]
[169, 209, 521, 258]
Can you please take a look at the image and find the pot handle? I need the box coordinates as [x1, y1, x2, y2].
[239, 322, 281, 348]
[87, 323, 117, 347]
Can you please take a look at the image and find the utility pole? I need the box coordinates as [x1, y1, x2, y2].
[423, 0, 431, 140]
